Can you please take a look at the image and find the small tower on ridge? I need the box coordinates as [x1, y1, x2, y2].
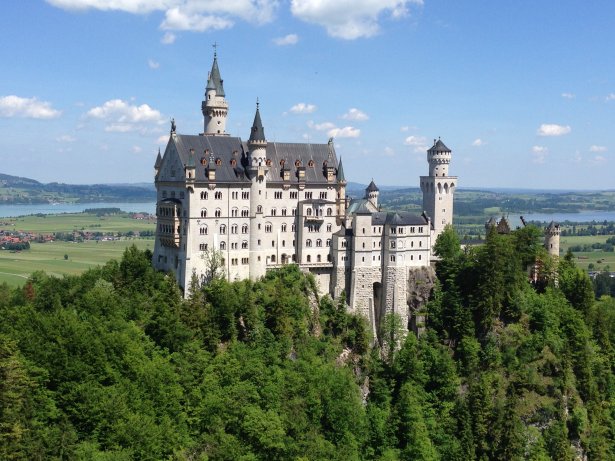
[366, 180, 379, 209]
[544, 221, 561, 258]
[201, 49, 228, 135]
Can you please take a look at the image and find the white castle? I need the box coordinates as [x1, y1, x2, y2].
[153, 53, 457, 335]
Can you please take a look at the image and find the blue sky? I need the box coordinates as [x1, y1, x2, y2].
[1, 1, 614, 189]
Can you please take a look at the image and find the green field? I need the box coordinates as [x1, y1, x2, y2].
[5, 212, 155, 234]
[559, 235, 615, 271]
[0, 239, 154, 287]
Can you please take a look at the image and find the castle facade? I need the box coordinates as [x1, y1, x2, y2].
[153, 53, 457, 334]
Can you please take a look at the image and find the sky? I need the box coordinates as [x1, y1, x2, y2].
[1, 1, 614, 190]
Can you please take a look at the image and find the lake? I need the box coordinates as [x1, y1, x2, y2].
[0, 202, 156, 218]
[522, 211, 615, 223]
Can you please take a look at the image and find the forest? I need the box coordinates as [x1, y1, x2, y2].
[0, 225, 614, 460]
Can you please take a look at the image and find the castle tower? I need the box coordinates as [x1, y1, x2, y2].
[336, 157, 347, 225]
[420, 138, 457, 242]
[201, 51, 228, 135]
[366, 180, 379, 209]
[544, 221, 560, 257]
[247, 102, 269, 280]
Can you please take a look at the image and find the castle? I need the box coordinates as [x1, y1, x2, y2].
[153, 53, 457, 336]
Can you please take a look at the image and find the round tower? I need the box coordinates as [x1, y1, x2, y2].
[247, 102, 269, 280]
[420, 138, 457, 242]
[201, 52, 228, 135]
[544, 221, 560, 257]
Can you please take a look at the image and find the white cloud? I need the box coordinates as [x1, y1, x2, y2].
[290, 0, 423, 39]
[471, 138, 485, 147]
[290, 103, 317, 114]
[132, 145, 143, 153]
[56, 134, 76, 143]
[561, 92, 575, 99]
[592, 155, 606, 164]
[531, 145, 548, 164]
[383, 146, 395, 157]
[328, 126, 360, 138]
[341, 108, 368, 121]
[0, 95, 61, 119]
[307, 120, 336, 131]
[48, 0, 279, 32]
[157, 135, 169, 144]
[590, 145, 607, 153]
[273, 34, 299, 45]
[161, 7, 233, 32]
[148, 59, 160, 69]
[404, 135, 428, 152]
[537, 123, 571, 136]
[86, 99, 163, 133]
[307, 120, 359, 138]
[606, 93, 615, 102]
[161, 31, 176, 44]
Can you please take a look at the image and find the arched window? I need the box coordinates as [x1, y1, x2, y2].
[326, 239, 331, 247]
[200, 226, 208, 235]
[316, 239, 322, 247]
[306, 239, 312, 247]
[241, 208, 249, 217]
[271, 208, 277, 216]
[317, 254, 321, 262]
[220, 241, 226, 250]
[306, 208, 312, 216]
[220, 224, 226, 234]
[242, 240, 248, 249]
[257, 205, 263, 214]
[242, 224, 248, 234]
[307, 255, 311, 263]
[231, 207, 238, 217]
[200, 191, 208, 200]
[231, 224, 238, 234]
[200, 209, 207, 217]
[281, 223, 287, 232]
[327, 207, 332, 216]
[215, 208, 221, 218]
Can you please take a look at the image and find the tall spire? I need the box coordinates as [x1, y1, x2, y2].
[209, 53, 225, 97]
[249, 99, 266, 143]
[202, 48, 229, 135]
[336, 157, 346, 183]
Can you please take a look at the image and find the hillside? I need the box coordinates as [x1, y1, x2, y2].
[0, 232, 613, 459]
[0, 172, 155, 204]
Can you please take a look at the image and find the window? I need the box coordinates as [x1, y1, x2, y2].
[220, 241, 226, 250]
[200, 209, 207, 218]
[317, 254, 322, 262]
[292, 208, 296, 216]
[306, 239, 312, 247]
[231, 207, 238, 217]
[231, 242, 238, 249]
[410, 227, 415, 233]
[231, 258, 238, 266]
[200, 226, 208, 235]
[271, 208, 277, 216]
[307, 255, 311, 263]
[305, 192, 313, 200]
[391, 241, 396, 249]
[390, 255, 396, 262]
[320, 191, 327, 199]
[199, 243, 208, 251]
[200, 191, 208, 200]
[257, 205, 263, 214]
[306, 208, 312, 216]
[418, 227, 424, 233]
[326, 239, 331, 247]
[220, 224, 226, 234]
[242, 224, 248, 234]
[274, 191, 283, 199]
[241, 208, 249, 217]
[282, 240, 286, 247]
[242, 257, 249, 264]
[232, 191, 238, 199]
[290, 191, 298, 199]
[242, 191, 249, 199]
[281, 208, 287, 216]
[231, 224, 238, 234]
[327, 208, 332, 216]
[326, 224, 332, 232]
[316, 239, 322, 247]
[271, 241, 275, 247]
[242, 241, 248, 249]
[215, 208, 221, 218]
[281, 223, 287, 232]
[419, 241, 422, 248]
[265, 224, 272, 233]
[215, 191, 222, 200]
[341, 240, 347, 248]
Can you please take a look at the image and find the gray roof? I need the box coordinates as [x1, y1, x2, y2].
[546, 220, 560, 229]
[249, 105, 266, 143]
[336, 157, 346, 182]
[167, 134, 338, 185]
[366, 180, 379, 192]
[347, 199, 377, 215]
[208, 54, 225, 97]
[154, 150, 162, 168]
[428, 138, 450, 153]
[372, 211, 428, 226]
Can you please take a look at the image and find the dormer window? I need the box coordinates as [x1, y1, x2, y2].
[308, 160, 315, 167]
[215, 158, 222, 166]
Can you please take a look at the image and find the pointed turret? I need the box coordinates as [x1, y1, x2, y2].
[248, 101, 266, 145]
[336, 158, 346, 184]
[366, 179, 379, 209]
[154, 148, 162, 169]
[202, 51, 229, 135]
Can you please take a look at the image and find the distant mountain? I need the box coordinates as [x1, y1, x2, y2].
[0, 173, 155, 204]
